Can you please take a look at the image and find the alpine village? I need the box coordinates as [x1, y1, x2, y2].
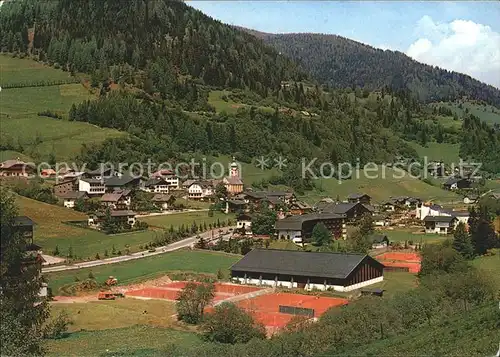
[0, 1, 499, 356]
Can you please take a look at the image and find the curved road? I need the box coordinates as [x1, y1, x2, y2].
[42, 227, 236, 273]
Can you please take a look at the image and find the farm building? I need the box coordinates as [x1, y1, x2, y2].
[231, 249, 384, 292]
[275, 212, 347, 243]
[316, 201, 373, 221]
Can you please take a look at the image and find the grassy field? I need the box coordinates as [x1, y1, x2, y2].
[208, 90, 275, 115]
[300, 167, 460, 205]
[0, 54, 125, 161]
[440, 100, 500, 125]
[0, 113, 124, 162]
[16, 195, 89, 238]
[379, 228, 445, 244]
[0, 150, 33, 162]
[50, 299, 178, 332]
[44, 325, 202, 357]
[16, 195, 156, 259]
[471, 253, 500, 289]
[408, 142, 460, 165]
[139, 211, 230, 230]
[16, 196, 240, 260]
[0, 54, 75, 86]
[368, 271, 418, 299]
[46, 249, 241, 294]
[213, 154, 280, 186]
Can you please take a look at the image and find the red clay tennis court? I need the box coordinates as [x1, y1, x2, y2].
[235, 292, 349, 329]
[381, 261, 421, 273]
[376, 252, 421, 262]
[126, 281, 262, 302]
[376, 251, 422, 273]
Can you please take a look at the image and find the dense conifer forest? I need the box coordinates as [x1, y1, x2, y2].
[0, 0, 498, 176]
[250, 32, 500, 107]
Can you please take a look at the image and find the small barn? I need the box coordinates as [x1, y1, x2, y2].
[230, 249, 384, 292]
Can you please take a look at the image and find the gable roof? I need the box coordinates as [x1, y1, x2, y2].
[143, 178, 169, 187]
[0, 159, 35, 169]
[101, 193, 125, 202]
[237, 214, 253, 221]
[151, 169, 175, 178]
[59, 191, 87, 199]
[223, 176, 243, 185]
[94, 210, 136, 217]
[151, 194, 174, 202]
[105, 174, 141, 187]
[13, 216, 35, 227]
[275, 212, 345, 231]
[347, 193, 370, 200]
[424, 215, 457, 223]
[230, 248, 382, 279]
[321, 202, 358, 214]
[244, 191, 268, 200]
[182, 179, 197, 187]
[290, 201, 311, 209]
[228, 199, 246, 205]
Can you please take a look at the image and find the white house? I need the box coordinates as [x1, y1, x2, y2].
[78, 178, 106, 195]
[151, 169, 180, 190]
[236, 214, 252, 234]
[423, 216, 458, 234]
[187, 182, 213, 200]
[415, 203, 448, 220]
[141, 178, 170, 193]
[60, 191, 87, 208]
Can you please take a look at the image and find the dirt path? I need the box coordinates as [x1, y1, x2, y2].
[52, 275, 173, 304]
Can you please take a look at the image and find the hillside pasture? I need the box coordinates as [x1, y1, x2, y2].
[139, 210, 230, 230]
[0, 54, 125, 161]
[0, 54, 74, 86]
[300, 166, 460, 204]
[1, 114, 124, 161]
[44, 325, 202, 357]
[408, 142, 460, 165]
[441, 100, 500, 125]
[213, 155, 281, 186]
[208, 90, 275, 114]
[16, 195, 157, 259]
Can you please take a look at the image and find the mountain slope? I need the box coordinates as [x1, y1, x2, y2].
[246, 31, 500, 107]
[0, 0, 303, 95]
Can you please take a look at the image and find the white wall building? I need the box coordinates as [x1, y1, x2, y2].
[231, 249, 384, 292]
[187, 182, 213, 200]
[78, 178, 106, 195]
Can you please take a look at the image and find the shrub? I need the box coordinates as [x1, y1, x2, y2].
[43, 311, 73, 340]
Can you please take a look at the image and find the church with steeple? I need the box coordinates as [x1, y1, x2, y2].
[223, 157, 244, 195]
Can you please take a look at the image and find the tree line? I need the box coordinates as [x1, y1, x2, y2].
[258, 32, 500, 107]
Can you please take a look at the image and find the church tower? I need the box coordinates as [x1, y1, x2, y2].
[230, 156, 240, 178]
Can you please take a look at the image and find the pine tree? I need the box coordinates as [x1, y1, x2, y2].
[0, 188, 49, 355]
[312, 223, 331, 246]
[452, 222, 474, 259]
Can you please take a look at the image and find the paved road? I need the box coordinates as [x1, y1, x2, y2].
[42, 226, 235, 273]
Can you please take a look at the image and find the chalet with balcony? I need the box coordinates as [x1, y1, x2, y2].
[423, 215, 458, 234]
[0, 159, 35, 177]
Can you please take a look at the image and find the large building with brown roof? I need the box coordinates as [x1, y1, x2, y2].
[231, 249, 384, 292]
